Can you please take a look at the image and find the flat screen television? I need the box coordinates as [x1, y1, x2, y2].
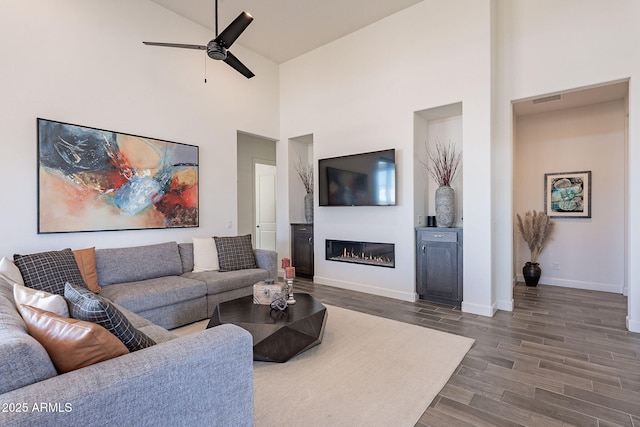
[318, 149, 396, 206]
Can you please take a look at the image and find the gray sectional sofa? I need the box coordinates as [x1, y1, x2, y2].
[0, 240, 277, 426]
[96, 241, 277, 329]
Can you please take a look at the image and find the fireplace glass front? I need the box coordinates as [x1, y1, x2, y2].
[325, 239, 395, 268]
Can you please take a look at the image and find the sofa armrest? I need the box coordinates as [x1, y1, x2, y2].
[254, 249, 277, 280]
[0, 325, 253, 427]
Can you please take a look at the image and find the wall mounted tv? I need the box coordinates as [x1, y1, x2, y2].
[318, 149, 396, 206]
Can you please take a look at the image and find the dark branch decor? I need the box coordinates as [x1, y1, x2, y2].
[37, 118, 199, 233]
[295, 158, 313, 195]
[420, 139, 462, 187]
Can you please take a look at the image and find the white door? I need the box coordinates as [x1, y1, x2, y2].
[255, 163, 277, 250]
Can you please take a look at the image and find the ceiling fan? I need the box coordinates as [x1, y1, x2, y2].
[143, 0, 254, 79]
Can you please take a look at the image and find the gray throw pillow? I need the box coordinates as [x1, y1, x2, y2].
[214, 235, 257, 272]
[14, 248, 86, 295]
[64, 283, 155, 352]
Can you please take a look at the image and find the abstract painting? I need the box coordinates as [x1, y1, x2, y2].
[38, 118, 198, 233]
[544, 170, 591, 218]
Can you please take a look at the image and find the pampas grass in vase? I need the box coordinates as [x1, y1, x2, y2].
[516, 210, 554, 286]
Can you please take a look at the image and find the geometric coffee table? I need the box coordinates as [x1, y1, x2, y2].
[207, 293, 327, 363]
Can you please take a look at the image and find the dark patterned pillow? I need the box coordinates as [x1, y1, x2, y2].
[14, 248, 86, 295]
[64, 283, 155, 352]
[214, 235, 257, 272]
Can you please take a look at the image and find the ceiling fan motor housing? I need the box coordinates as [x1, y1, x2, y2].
[207, 41, 227, 60]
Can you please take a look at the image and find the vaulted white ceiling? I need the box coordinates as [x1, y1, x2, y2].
[149, 0, 422, 63]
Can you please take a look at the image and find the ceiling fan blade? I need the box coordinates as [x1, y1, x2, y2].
[214, 11, 253, 48]
[224, 51, 255, 79]
[143, 41, 206, 50]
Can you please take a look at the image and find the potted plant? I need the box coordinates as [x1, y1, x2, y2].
[516, 210, 554, 286]
[419, 139, 462, 227]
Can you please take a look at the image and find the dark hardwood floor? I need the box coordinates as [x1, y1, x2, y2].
[293, 279, 640, 427]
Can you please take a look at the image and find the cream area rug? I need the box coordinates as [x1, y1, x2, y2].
[174, 305, 474, 427]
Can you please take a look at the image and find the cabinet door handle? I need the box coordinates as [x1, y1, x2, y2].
[421, 245, 426, 254]
[308, 237, 313, 245]
[434, 234, 444, 238]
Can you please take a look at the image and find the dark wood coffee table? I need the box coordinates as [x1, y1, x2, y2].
[207, 293, 327, 363]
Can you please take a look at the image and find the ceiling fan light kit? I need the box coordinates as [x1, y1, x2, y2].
[143, 2, 254, 79]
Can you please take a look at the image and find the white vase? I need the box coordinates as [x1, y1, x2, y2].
[304, 193, 313, 224]
[435, 185, 455, 227]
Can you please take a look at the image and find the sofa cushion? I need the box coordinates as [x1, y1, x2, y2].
[98, 276, 207, 314]
[13, 248, 86, 295]
[183, 269, 268, 294]
[214, 235, 257, 271]
[0, 256, 24, 285]
[13, 283, 69, 317]
[193, 237, 219, 272]
[178, 242, 195, 273]
[73, 247, 101, 293]
[18, 304, 129, 373]
[0, 278, 58, 394]
[96, 241, 183, 286]
[138, 324, 178, 343]
[64, 283, 156, 352]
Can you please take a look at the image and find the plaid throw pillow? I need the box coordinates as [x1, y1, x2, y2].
[64, 283, 155, 352]
[14, 249, 86, 295]
[214, 235, 257, 272]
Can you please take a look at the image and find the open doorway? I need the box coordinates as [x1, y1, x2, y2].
[236, 132, 276, 248]
[512, 80, 629, 295]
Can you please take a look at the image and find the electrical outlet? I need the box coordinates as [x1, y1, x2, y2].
[227, 220, 233, 229]
[552, 262, 560, 270]
[418, 215, 423, 225]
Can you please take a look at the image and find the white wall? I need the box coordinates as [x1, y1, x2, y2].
[494, 0, 640, 331]
[278, 0, 494, 310]
[514, 100, 626, 292]
[0, 0, 279, 258]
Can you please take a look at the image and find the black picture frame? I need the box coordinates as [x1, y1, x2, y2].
[544, 170, 591, 218]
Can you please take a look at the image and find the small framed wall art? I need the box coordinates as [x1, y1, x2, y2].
[37, 118, 199, 233]
[544, 170, 591, 218]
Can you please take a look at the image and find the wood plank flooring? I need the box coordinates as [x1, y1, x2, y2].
[292, 280, 640, 427]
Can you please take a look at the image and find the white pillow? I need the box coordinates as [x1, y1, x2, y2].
[192, 237, 220, 272]
[0, 257, 24, 285]
[13, 283, 69, 318]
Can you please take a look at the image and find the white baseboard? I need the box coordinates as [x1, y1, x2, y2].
[461, 301, 497, 317]
[515, 275, 624, 294]
[627, 315, 640, 333]
[313, 276, 417, 302]
[496, 298, 514, 312]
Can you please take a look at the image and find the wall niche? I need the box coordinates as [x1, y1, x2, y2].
[413, 102, 463, 228]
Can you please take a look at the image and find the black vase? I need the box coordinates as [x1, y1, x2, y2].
[522, 262, 541, 287]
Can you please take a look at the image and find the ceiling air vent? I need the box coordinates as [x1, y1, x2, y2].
[532, 94, 562, 104]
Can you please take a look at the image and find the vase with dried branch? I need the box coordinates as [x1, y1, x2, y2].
[295, 159, 313, 223]
[420, 139, 462, 227]
[516, 210, 554, 286]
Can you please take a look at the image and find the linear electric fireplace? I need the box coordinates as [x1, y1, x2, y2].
[325, 239, 395, 268]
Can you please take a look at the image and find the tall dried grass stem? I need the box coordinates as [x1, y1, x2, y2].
[516, 210, 554, 263]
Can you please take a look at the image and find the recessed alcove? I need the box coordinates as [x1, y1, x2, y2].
[512, 80, 629, 293]
[288, 134, 314, 224]
[413, 102, 463, 229]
